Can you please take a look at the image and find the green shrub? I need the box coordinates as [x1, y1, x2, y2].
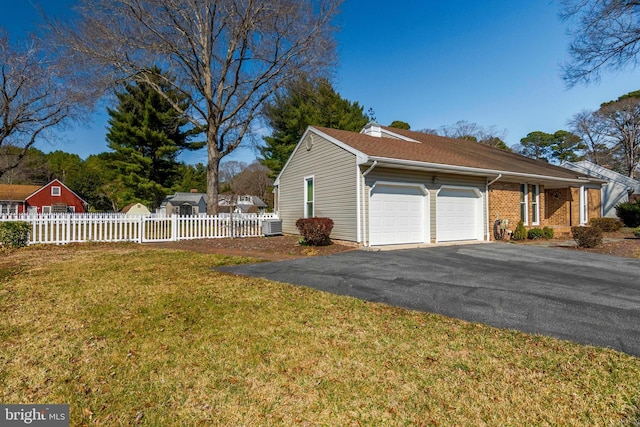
[589, 217, 623, 232]
[295, 217, 334, 246]
[511, 221, 527, 241]
[527, 228, 545, 240]
[634, 227, 640, 238]
[615, 201, 640, 227]
[571, 226, 603, 248]
[0, 221, 31, 248]
[542, 226, 554, 239]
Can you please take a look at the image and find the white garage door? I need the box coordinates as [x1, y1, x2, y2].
[436, 187, 482, 242]
[369, 184, 427, 245]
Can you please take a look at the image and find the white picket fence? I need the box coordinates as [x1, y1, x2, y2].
[0, 213, 280, 245]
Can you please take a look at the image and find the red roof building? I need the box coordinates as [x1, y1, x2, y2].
[0, 179, 87, 214]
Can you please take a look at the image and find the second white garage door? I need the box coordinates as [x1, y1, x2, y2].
[369, 183, 428, 246]
[436, 187, 482, 242]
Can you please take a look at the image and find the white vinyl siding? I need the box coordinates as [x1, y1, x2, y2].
[277, 133, 359, 241]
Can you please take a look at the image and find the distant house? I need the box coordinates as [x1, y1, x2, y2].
[0, 179, 87, 214]
[0, 183, 41, 214]
[159, 191, 207, 216]
[561, 160, 640, 217]
[218, 194, 268, 214]
[121, 202, 151, 215]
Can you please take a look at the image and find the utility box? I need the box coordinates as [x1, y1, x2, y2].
[262, 219, 283, 236]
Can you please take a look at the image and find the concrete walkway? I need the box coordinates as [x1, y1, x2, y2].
[219, 243, 640, 357]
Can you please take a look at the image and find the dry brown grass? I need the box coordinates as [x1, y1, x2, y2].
[1, 243, 639, 426]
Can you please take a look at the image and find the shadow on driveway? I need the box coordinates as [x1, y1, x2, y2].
[218, 243, 640, 357]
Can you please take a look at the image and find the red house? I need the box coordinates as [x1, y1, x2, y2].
[0, 179, 87, 214]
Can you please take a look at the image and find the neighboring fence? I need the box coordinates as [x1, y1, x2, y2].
[0, 213, 280, 245]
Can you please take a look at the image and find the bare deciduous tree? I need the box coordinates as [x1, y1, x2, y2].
[219, 160, 247, 190]
[422, 120, 511, 151]
[567, 95, 640, 176]
[568, 110, 614, 165]
[53, 0, 341, 214]
[0, 32, 82, 179]
[232, 161, 272, 203]
[598, 96, 640, 176]
[560, 0, 640, 86]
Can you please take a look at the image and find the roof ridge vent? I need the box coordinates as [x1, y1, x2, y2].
[360, 121, 382, 137]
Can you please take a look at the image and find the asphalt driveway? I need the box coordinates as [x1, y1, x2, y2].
[219, 243, 640, 356]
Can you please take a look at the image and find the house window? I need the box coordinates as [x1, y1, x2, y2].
[531, 184, 539, 225]
[1, 204, 18, 214]
[304, 176, 314, 218]
[520, 183, 528, 225]
[580, 186, 588, 225]
[51, 186, 61, 196]
[42, 206, 52, 214]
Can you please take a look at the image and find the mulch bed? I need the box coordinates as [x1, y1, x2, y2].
[144, 235, 357, 261]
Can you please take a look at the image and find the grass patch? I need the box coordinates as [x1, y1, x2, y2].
[1, 243, 639, 425]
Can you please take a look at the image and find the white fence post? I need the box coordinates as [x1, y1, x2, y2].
[171, 215, 179, 241]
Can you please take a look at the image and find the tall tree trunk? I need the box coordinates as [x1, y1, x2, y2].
[207, 136, 221, 215]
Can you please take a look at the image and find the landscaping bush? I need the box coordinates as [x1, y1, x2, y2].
[571, 226, 603, 248]
[527, 228, 545, 240]
[527, 227, 554, 240]
[511, 221, 527, 241]
[615, 201, 640, 227]
[295, 217, 334, 246]
[634, 227, 640, 238]
[0, 221, 31, 248]
[590, 217, 623, 232]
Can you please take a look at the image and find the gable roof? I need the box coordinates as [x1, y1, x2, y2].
[162, 192, 207, 207]
[24, 179, 88, 204]
[561, 160, 640, 192]
[0, 184, 42, 201]
[301, 126, 602, 184]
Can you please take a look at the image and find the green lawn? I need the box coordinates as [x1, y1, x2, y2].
[1, 243, 638, 425]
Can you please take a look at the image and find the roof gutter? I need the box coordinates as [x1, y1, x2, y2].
[362, 156, 603, 184]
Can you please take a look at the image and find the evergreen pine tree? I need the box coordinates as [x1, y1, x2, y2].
[106, 67, 203, 209]
[260, 77, 370, 177]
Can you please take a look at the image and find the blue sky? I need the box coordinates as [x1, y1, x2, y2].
[2, 0, 639, 165]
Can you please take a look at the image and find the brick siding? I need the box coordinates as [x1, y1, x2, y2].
[488, 181, 600, 240]
[545, 188, 570, 226]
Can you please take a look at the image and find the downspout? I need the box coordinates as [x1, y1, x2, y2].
[486, 174, 502, 241]
[361, 161, 378, 247]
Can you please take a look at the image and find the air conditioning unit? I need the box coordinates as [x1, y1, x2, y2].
[262, 219, 283, 236]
